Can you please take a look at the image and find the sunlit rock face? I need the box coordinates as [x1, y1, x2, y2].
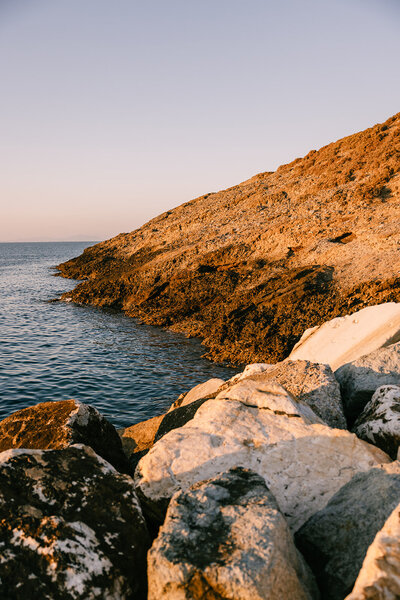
[57, 114, 400, 367]
[0, 399, 130, 473]
[148, 467, 319, 600]
[0, 445, 150, 600]
[295, 462, 400, 600]
[135, 388, 390, 529]
[289, 303, 400, 371]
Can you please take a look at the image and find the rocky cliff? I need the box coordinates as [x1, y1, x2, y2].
[57, 112, 400, 364]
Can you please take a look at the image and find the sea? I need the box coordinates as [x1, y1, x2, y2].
[0, 242, 237, 429]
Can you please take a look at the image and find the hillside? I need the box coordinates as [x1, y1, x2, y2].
[58, 112, 400, 365]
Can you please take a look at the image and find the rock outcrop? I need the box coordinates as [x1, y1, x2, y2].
[57, 113, 400, 365]
[345, 502, 400, 600]
[0, 445, 150, 600]
[336, 341, 400, 425]
[0, 400, 129, 473]
[135, 388, 389, 529]
[295, 462, 400, 600]
[353, 385, 400, 459]
[148, 467, 318, 600]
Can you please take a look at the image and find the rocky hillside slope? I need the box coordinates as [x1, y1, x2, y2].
[58, 112, 400, 364]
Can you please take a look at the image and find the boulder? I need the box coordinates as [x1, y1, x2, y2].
[119, 414, 164, 468]
[238, 360, 346, 429]
[335, 342, 400, 425]
[295, 462, 400, 600]
[0, 400, 129, 473]
[135, 387, 389, 529]
[345, 502, 400, 600]
[353, 385, 400, 459]
[215, 380, 325, 424]
[148, 467, 319, 600]
[289, 303, 400, 371]
[169, 377, 225, 411]
[0, 445, 150, 600]
[120, 399, 210, 468]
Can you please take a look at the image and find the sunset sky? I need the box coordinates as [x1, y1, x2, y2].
[1, 0, 400, 242]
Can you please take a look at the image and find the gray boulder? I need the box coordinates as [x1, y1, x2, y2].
[148, 467, 319, 600]
[295, 462, 400, 600]
[345, 502, 400, 600]
[0, 445, 150, 600]
[335, 342, 400, 426]
[353, 385, 400, 459]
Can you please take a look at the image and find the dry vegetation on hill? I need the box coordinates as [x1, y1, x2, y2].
[58, 113, 400, 364]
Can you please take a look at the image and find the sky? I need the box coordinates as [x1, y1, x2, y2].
[1, 0, 399, 242]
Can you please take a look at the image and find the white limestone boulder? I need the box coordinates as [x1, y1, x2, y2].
[235, 360, 347, 429]
[169, 377, 225, 411]
[295, 462, 400, 600]
[335, 341, 400, 425]
[148, 468, 319, 600]
[353, 385, 400, 459]
[289, 303, 400, 371]
[135, 388, 390, 531]
[215, 379, 325, 424]
[345, 502, 400, 600]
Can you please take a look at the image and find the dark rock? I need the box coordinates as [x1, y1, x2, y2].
[295, 462, 400, 600]
[0, 400, 130, 473]
[153, 397, 209, 443]
[0, 445, 150, 599]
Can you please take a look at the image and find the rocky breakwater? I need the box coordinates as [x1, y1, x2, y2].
[57, 112, 400, 365]
[2, 304, 400, 598]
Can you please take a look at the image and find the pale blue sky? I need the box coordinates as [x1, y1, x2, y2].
[1, 0, 399, 241]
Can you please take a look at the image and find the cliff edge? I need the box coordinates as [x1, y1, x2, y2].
[57, 112, 400, 364]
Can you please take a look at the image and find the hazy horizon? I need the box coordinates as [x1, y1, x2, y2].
[1, 0, 400, 243]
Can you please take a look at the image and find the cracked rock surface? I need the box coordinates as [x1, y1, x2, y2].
[148, 467, 319, 600]
[135, 390, 389, 530]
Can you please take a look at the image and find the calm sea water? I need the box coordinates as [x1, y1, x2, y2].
[0, 242, 237, 428]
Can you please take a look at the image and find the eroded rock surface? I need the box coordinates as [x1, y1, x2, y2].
[353, 385, 400, 459]
[345, 502, 400, 600]
[0, 400, 129, 473]
[0, 445, 150, 600]
[336, 341, 400, 425]
[135, 392, 389, 529]
[57, 114, 400, 365]
[232, 360, 346, 429]
[148, 468, 318, 600]
[295, 462, 400, 600]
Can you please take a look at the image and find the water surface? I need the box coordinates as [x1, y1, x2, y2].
[0, 242, 237, 428]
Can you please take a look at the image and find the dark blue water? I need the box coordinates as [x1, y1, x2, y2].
[0, 242, 237, 428]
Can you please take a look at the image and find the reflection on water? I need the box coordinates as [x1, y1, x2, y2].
[0, 242, 237, 428]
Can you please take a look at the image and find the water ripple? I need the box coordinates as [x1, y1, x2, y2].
[0, 242, 237, 428]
